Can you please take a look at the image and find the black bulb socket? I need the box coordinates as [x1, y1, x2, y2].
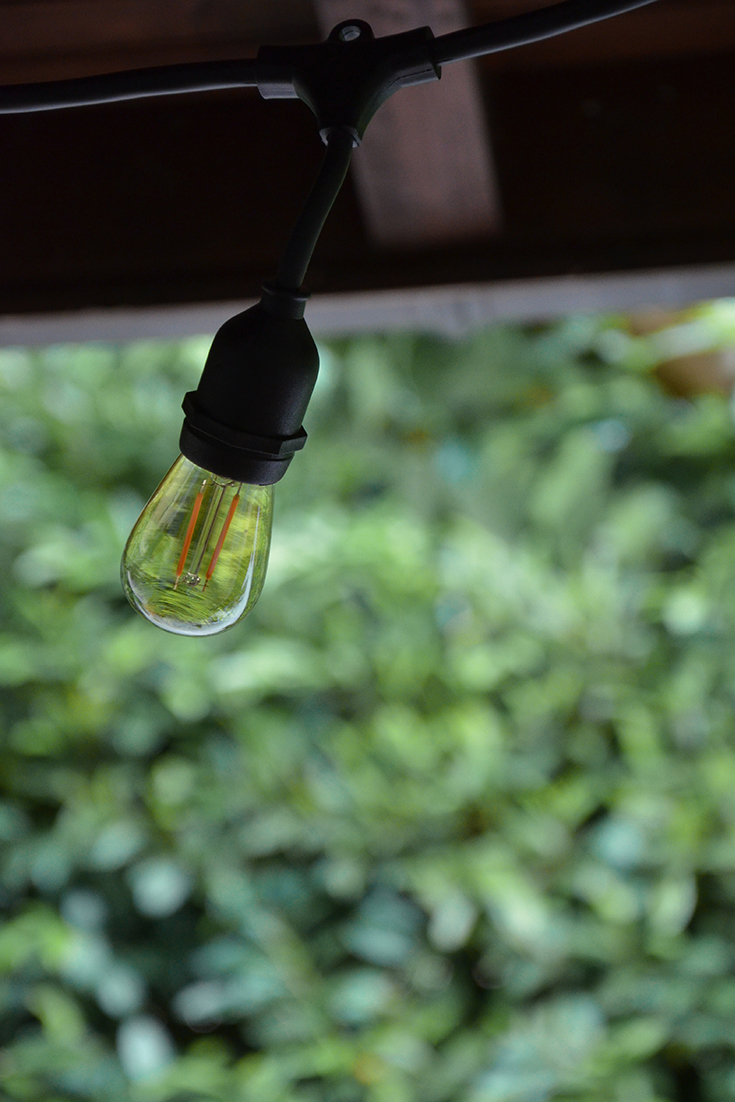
[179, 283, 319, 486]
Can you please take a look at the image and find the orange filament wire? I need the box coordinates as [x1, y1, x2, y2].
[204, 492, 241, 588]
[174, 482, 206, 587]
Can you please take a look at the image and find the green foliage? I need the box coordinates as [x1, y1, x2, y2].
[2, 307, 735, 1100]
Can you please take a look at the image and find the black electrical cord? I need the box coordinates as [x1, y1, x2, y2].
[432, 0, 660, 64]
[275, 127, 355, 293]
[0, 59, 258, 114]
[0, 0, 662, 114]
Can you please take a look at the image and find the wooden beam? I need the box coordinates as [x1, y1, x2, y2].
[314, 0, 501, 246]
[2, 8, 735, 316]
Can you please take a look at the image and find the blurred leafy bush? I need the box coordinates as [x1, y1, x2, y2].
[2, 305, 735, 1101]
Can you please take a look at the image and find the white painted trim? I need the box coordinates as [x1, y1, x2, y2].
[1, 264, 734, 347]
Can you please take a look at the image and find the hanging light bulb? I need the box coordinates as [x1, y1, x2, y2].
[121, 285, 319, 636]
[122, 454, 273, 636]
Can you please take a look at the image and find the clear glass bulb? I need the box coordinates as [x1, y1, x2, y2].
[121, 454, 273, 636]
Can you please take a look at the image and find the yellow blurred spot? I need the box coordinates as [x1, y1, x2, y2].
[353, 1053, 386, 1084]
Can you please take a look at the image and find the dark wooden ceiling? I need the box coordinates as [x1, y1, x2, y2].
[0, 0, 734, 318]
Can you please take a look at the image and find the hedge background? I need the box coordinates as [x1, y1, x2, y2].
[2, 304, 735, 1101]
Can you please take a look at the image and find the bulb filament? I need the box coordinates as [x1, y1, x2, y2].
[174, 477, 243, 589]
[174, 480, 206, 588]
[204, 490, 241, 589]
